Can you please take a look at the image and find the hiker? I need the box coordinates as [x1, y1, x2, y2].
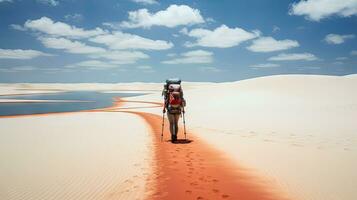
[162, 78, 186, 142]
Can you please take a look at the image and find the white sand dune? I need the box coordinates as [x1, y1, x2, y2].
[0, 112, 152, 200]
[124, 75, 357, 200]
[0, 74, 356, 200]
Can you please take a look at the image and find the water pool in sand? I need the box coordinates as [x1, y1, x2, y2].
[0, 91, 143, 116]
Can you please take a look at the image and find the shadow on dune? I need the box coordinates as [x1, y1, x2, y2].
[168, 139, 193, 144]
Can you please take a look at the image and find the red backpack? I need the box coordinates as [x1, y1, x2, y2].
[168, 84, 182, 108]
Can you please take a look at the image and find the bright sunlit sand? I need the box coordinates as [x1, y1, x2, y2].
[1, 75, 356, 200]
[1, 0, 357, 199]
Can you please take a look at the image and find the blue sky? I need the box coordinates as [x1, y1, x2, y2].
[0, 0, 356, 83]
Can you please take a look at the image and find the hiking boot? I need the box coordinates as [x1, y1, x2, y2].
[171, 134, 177, 143]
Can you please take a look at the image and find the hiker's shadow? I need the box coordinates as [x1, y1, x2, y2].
[168, 139, 193, 144]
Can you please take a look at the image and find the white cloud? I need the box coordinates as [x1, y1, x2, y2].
[183, 25, 260, 48]
[167, 53, 176, 57]
[66, 60, 118, 69]
[37, 0, 59, 6]
[137, 65, 155, 73]
[351, 50, 357, 55]
[37, 37, 148, 64]
[11, 66, 38, 71]
[38, 37, 147, 64]
[272, 25, 280, 33]
[162, 50, 213, 64]
[131, 0, 158, 5]
[25, 17, 105, 38]
[120, 4, 205, 28]
[0, 49, 52, 59]
[90, 51, 149, 64]
[90, 31, 173, 50]
[137, 65, 152, 70]
[39, 37, 106, 54]
[0, 66, 39, 73]
[199, 66, 222, 72]
[10, 24, 27, 31]
[247, 37, 299, 52]
[324, 34, 355, 44]
[180, 27, 189, 35]
[249, 63, 280, 68]
[289, 0, 357, 21]
[333, 61, 344, 65]
[0, 0, 12, 3]
[64, 13, 83, 22]
[336, 57, 348, 60]
[268, 53, 318, 61]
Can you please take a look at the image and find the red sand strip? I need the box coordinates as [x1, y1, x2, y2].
[124, 111, 289, 200]
[120, 99, 164, 106]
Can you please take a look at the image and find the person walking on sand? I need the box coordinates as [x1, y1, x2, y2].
[162, 78, 186, 142]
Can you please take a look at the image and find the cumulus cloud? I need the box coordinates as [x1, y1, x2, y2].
[120, 4, 205, 28]
[90, 51, 149, 64]
[247, 37, 299, 52]
[183, 25, 260, 48]
[10, 24, 27, 31]
[289, 0, 357, 21]
[37, 0, 59, 6]
[131, 0, 158, 5]
[24, 17, 105, 38]
[249, 63, 280, 68]
[39, 37, 106, 54]
[0, 49, 52, 59]
[37, 36, 149, 64]
[162, 50, 213, 64]
[324, 34, 355, 44]
[268, 53, 318, 61]
[351, 50, 357, 55]
[66, 60, 118, 69]
[90, 31, 173, 50]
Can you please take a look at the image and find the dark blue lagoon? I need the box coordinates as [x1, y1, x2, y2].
[0, 91, 144, 116]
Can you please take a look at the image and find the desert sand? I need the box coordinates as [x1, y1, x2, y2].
[1, 74, 357, 200]
[0, 112, 153, 200]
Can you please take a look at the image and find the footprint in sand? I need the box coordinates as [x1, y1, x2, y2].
[196, 196, 204, 200]
[190, 181, 198, 186]
[222, 194, 230, 198]
[185, 190, 192, 194]
[212, 189, 220, 193]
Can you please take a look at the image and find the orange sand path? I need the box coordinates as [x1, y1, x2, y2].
[117, 100, 289, 200]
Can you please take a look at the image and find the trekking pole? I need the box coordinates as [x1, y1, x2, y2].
[161, 110, 165, 142]
[182, 108, 187, 140]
